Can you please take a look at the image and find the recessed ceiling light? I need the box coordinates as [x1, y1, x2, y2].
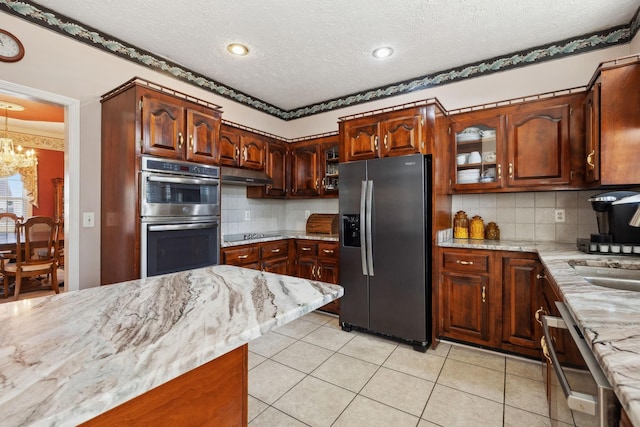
[372, 46, 394, 59]
[227, 43, 249, 56]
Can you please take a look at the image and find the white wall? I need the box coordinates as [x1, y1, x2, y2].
[0, 11, 636, 287]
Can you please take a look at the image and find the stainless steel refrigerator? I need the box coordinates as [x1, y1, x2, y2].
[339, 153, 431, 351]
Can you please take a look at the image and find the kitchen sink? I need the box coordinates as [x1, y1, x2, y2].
[571, 264, 640, 292]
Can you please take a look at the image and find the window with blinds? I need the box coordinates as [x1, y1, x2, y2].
[0, 174, 30, 232]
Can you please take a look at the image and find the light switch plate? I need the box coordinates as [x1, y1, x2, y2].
[83, 212, 95, 228]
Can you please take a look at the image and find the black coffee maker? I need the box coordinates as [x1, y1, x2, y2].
[588, 191, 640, 244]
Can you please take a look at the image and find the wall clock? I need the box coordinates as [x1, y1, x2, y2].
[0, 29, 25, 62]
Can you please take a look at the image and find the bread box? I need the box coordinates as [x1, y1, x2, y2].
[306, 214, 339, 235]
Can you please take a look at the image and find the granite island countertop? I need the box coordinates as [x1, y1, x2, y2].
[440, 239, 640, 426]
[0, 265, 343, 426]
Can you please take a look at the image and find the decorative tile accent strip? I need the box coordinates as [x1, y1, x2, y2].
[1, 0, 638, 120]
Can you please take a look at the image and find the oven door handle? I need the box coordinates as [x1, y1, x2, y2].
[541, 311, 598, 416]
[146, 175, 220, 186]
[148, 223, 217, 232]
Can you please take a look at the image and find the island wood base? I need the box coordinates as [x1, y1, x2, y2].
[82, 344, 248, 426]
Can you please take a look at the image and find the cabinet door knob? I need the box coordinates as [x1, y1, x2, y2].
[178, 132, 184, 149]
[243, 146, 248, 161]
[311, 265, 316, 278]
[497, 164, 502, 180]
[374, 135, 379, 151]
[508, 162, 513, 179]
[189, 134, 194, 151]
[234, 146, 239, 161]
[317, 266, 322, 278]
[481, 285, 486, 303]
[456, 260, 474, 265]
[536, 273, 546, 280]
[383, 134, 388, 149]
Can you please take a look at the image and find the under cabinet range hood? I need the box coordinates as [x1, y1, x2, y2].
[220, 167, 274, 186]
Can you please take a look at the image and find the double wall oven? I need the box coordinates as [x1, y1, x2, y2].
[140, 157, 221, 278]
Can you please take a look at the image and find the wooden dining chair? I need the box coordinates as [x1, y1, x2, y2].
[1, 216, 60, 300]
[0, 212, 24, 298]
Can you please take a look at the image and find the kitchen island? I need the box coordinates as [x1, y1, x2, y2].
[0, 265, 343, 426]
[440, 239, 640, 426]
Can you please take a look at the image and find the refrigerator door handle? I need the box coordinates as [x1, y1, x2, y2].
[366, 180, 374, 276]
[360, 180, 368, 275]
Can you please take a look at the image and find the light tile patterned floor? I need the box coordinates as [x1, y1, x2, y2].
[248, 311, 561, 427]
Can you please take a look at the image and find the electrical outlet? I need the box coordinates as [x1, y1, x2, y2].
[244, 210, 250, 221]
[305, 210, 311, 219]
[83, 212, 95, 228]
[554, 209, 565, 223]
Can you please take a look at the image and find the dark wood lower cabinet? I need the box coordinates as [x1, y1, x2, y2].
[82, 344, 248, 426]
[438, 248, 545, 358]
[501, 254, 544, 357]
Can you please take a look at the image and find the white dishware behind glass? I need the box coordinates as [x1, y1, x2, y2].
[468, 151, 482, 164]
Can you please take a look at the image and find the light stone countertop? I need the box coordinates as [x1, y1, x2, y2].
[440, 238, 640, 426]
[221, 229, 338, 247]
[0, 265, 343, 426]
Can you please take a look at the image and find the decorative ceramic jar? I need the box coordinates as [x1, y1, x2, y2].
[453, 211, 469, 238]
[470, 215, 485, 239]
[485, 221, 500, 240]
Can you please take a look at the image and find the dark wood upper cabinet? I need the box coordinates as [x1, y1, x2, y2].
[140, 89, 220, 164]
[218, 124, 266, 170]
[340, 107, 426, 162]
[449, 92, 584, 193]
[290, 141, 320, 198]
[246, 139, 288, 199]
[588, 57, 640, 186]
[506, 103, 572, 187]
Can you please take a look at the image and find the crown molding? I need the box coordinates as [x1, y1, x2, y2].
[2, 0, 638, 120]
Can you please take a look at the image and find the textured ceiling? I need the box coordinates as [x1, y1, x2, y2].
[7, 1, 640, 116]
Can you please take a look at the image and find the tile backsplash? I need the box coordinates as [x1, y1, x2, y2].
[452, 190, 605, 243]
[223, 185, 637, 244]
[221, 186, 338, 237]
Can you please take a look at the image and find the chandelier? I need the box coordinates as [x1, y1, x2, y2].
[0, 101, 37, 177]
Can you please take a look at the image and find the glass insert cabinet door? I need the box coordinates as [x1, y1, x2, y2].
[451, 115, 505, 190]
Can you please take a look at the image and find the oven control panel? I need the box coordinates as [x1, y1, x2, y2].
[142, 156, 220, 178]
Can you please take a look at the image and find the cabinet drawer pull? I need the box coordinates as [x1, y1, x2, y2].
[481, 285, 486, 303]
[189, 134, 194, 150]
[497, 164, 502, 180]
[322, 249, 334, 254]
[301, 247, 312, 251]
[234, 146, 239, 161]
[456, 260, 474, 265]
[317, 266, 322, 278]
[243, 146, 248, 161]
[508, 162, 513, 178]
[271, 248, 281, 253]
[312, 265, 316, 278]
[535, 306, 547, 326]
[383, 134, 388, 149]
[237, 254, 249, 259]
[178, 132, 184, 149]
[586, 150, 595, 168]
[374, 135, 379, 150]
